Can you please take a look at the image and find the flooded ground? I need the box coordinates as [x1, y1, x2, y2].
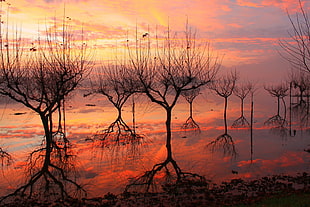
[0, 88, 309, 198]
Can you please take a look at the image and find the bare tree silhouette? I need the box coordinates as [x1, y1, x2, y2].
[0, 12, 91, 202]
[181, 87, 201, 133]
[279, 0, 310, 134]
[1, 142, 84, 204]
[264, 83, 288, 127]
[231, 82, 251, 128]
[289, 70, 310, 104]
[279, 0, 310, 73]
[288, 70, 310, 130]
[88, 64, 144, 148]
[249, 84, 257, 163]
[125, 24, 220, 192]
[207, 71, 238, 158]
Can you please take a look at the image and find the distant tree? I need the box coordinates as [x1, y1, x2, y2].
[249, 84, 256, 162]
[231, 82, 252, 128]
[287, 70, 310, 129]
[288, 70, 310, 104]
[0, 13, 91, 202]
[126, 25, 220, 192]
[279, 0, 310, 73]
[210, 71, 237, 134]
[87, 63, 144, 155]
[207, 71, 238, 158]
[181, 87, 201, 133]
[264, 83, 289, 127]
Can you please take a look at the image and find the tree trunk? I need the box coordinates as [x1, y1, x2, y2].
[165, 108, 173, 160]
[132, 96, 136, 134]
[277, 97, 280, 116]
[189, 101, 193, 118]
[300, 88, 304, 102]
[241, 98, 244, 117]
[250, 93, 254, 163]
[282, 97, 287, 122]
[117, 107, 122, 121]
[224, 97, 228, 134]
[40, 113, 52, 170]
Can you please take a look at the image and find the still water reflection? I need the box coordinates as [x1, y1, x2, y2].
[0, 90, 309, 198]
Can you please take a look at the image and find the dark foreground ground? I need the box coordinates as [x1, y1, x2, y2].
[1, 172, 309, 207]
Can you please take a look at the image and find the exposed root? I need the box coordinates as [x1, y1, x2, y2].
[264, 114, 287, 127]
[181, 116, 200, 133]
[92, 118, 144, 147]
[206, 133, 237, 159]
[125, 158, 206, 194]
[98, 137, 149, 164]
[231, 116, 250, 128]
[0, 143, 85, 204]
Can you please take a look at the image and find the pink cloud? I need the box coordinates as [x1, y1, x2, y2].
[238, 151, 307, 171]
[236, 0, 263, 8]
[262, 0, 310, 13]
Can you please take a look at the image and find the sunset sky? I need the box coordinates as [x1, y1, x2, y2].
[1, 1, 310, 199]
[2, 0, 309, 82]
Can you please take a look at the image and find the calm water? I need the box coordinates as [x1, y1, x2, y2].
[0, 88, 309, 197]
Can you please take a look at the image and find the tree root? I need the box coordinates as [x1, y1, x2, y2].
[231, 116, 250, 128]
[206, 133, 237, 158]
[181, 116, 200, 133]
[0, 163, 85, 204]
[0, 144, 85, 204]
[264, 114, 287, 127]
[91, 118, 145, 148]
[125, 158, 206, 194]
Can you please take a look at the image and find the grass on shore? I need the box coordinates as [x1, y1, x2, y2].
[232, 192, 310, 207]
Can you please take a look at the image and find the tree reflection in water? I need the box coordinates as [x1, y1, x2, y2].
[207, 133, 237, 158]
[0, 135, 85, 204]
[86, 64, 145, 159]
[181, 88, 201, 133]
[231, 82, 251, 129]
[125, 156, 206, 193]
[207, 71, 238, 159]
[290, 76, 310, 131]
[0, 12, 90, 204]
[264, 83, 288, 127]
[124, 24, 218, 193]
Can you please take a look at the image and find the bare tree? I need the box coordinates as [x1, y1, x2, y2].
[249, 83, 257, 163]
[125, 24, 219, 192]
[87, 63, 144, 157]
[287, 70, 310, 130]
[264, 83, 289, 127]
[279, 0, 310, 134]
[0, 12, 91, 202]
[288, 70, 310, 104]
[279, 0, 310, 73]
[181, 87, 201, 133]
[231, 82, 251, 128]
[210, 71, 237, 133]
[207, 71, 238, 158]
